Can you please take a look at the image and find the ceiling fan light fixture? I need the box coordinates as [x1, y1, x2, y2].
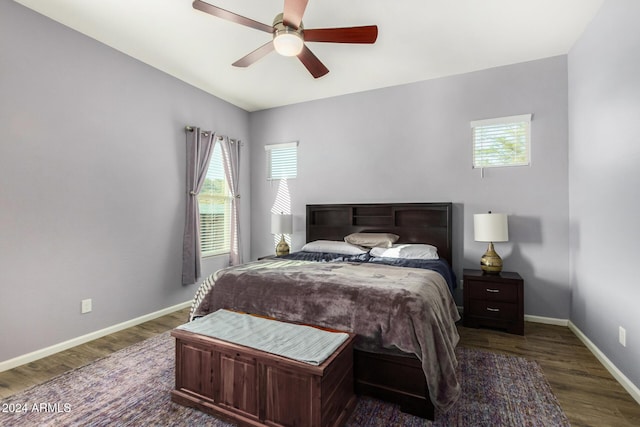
[273, 29, 304, 56]
[193, 2, 377, 78]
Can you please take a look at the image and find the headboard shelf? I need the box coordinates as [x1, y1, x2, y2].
[353, 205, 392, 218]
[353, 215, 393, 226]
[306, 203, 453, 266]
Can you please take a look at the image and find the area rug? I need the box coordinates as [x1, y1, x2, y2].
[0, 332, 569, 427]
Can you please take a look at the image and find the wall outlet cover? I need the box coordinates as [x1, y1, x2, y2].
[81, 299, 92, 314]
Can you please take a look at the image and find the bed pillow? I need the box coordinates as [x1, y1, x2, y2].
[369, 244, 439, 260]
[281, 251, 370, 263]
[301, 240, 368, 255]
[344, 232, 399, 248]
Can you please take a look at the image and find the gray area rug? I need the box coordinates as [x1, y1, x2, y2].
[0, 332, 569, 426]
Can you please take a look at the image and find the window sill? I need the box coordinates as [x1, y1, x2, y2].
[202, 252, 230, 259]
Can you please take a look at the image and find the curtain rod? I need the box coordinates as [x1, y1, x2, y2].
[185, 125, 242, 145]
[185, 126, 219, 139]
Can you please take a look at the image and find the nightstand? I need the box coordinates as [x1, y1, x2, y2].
[463, 269, 524, 335]
[257, 254, 277, 260]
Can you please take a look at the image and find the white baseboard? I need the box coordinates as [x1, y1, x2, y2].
[524, 314, 569, 326]
[0, 301, 191, 373]
[568, 321, 640, 405]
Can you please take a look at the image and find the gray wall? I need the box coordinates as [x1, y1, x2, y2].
[0, 1, 250, 362]
[568, 0, 640, 389]
[9, 0, 638, 397]
[249, 56, 570, 316]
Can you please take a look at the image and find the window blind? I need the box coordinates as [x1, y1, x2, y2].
[198, 143, 231, 256]
[265, 142, 298, 180]
[471, 114, 532, 168]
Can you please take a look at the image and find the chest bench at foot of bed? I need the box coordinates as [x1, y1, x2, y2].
[170, 325, 356, 427]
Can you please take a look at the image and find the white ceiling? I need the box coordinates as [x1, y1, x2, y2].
[14, 0, 604, 112]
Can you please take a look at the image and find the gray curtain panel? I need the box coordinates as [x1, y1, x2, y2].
[182, 128, 215, 285]
[220, 137, 242, 266]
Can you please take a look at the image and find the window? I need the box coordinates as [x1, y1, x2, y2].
[265, 142, 298, 180]
[471, 114, 532, 168]
[198, 143, 231, 256]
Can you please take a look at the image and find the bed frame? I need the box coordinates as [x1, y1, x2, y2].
[306, 202, 454, 420]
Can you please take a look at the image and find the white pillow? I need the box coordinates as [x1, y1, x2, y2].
[370, 244, 439, 260]
[301, 240, 368, 255]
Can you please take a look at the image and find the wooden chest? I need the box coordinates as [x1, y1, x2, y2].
[171, 327, 356, 427]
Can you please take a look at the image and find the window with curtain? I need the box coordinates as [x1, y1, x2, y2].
[265, 142, 298, 180]
[198, 142, 232, 256]
[471, 114, 532, 168]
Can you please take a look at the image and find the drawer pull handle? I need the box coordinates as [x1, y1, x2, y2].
[486, 288, 500, 293]
[486, 307, 500, 312]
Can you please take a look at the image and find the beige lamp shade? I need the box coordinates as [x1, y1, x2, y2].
[474, 213, 509, 242]
[271, 213, 293, 235]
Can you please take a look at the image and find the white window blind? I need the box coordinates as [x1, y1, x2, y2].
[471, 114, 532, 168]
[265, 142, 298, 180]
[198, 142, 231, 257]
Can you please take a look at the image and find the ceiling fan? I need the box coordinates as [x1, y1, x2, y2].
[192, 0, 378, 78]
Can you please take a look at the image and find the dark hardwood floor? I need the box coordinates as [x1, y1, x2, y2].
[458, 322, 640, 427]
[0, 308, 190, 400]
[1, 309, 638, 426]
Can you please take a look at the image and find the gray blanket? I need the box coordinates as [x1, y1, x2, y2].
[191, 259, 461, 411]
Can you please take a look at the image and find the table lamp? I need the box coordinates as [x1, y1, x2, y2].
[271, 213, 293, 256]
[474, 212, 509, 274]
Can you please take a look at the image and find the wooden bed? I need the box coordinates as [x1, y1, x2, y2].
[305, 202, 454, 420]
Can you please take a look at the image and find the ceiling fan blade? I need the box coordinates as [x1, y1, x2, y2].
[192, 0, 273, 33]
[297, 45, 329, 78]
[304, 25, 378, 44]
[283, 0, 308, 29]
[232, 42, 275, 67]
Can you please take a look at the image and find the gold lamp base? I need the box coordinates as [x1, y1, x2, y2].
[275, 235, 290, 256]
[480, 242, 503, 274]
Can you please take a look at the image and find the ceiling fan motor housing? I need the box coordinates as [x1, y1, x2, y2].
[272, 13, 304, 56]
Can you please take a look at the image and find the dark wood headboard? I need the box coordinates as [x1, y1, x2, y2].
[306, 203, 453, 267]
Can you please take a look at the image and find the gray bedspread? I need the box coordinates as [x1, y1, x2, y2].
[191, 259, 461, 411]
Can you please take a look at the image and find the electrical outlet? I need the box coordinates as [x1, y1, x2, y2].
[459, 279, 464, 289]
[81, 299, 92, 314]
[619, 326, 626, 347]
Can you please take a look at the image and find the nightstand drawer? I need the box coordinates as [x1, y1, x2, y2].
[467, 281, 517, 302]
[467, 300, 517, 320]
